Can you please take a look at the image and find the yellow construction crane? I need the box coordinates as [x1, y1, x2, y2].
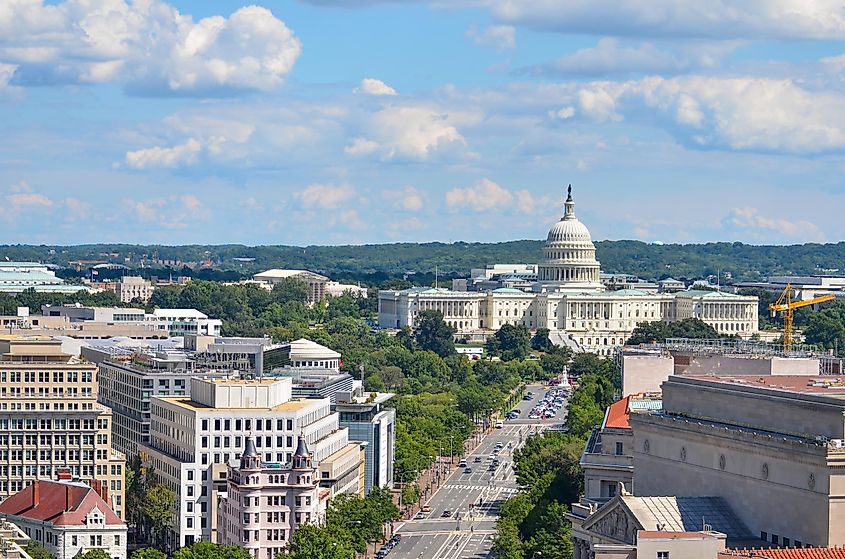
[769, 283, 835, 352]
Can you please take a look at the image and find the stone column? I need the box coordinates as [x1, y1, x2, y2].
[573, 539, 583, 559]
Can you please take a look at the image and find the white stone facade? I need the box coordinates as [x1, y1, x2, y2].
[378, 189, 759, 354]
[140, 377, 358, 549]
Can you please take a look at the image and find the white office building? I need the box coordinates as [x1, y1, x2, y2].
[140, 376, 363, 548]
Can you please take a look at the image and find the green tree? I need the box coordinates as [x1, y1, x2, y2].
[414, 310, 455, 358]
[487, 324, 532, 361]
[531, 328, 554, 352]
[540, 350, 571, 378]
[803, 307, 845, 355]
[142, 484, 176, 548]
[271, 278, 309, 305]
[278, 524, 354, 559]
[130, 550, 167, 559]
[625, 321, 672, 345]
[24, 541, 53, 559]
[79, 550, 111, 559]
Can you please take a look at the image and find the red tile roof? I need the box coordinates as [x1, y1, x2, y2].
[603, 396, 631, 429]
[721, 549, 845, 558]
[0, 480, 123, 526]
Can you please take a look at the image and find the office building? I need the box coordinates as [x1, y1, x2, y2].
[87, 345, 230, 458]
[0, 479, 126, 559]
[336, 391, 395, 494]
[147, 309, 221, 337]
[115, 277, 154, 304]
[217, 437, 326, 559]
[630, 374, 845, 548]
[0, 337, 125, 519]
[140, 376, 363, 548]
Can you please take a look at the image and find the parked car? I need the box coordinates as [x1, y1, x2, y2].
[421, 505, 431, 513]
[442, 510, 452, 517]
[464, 467, 473, 474]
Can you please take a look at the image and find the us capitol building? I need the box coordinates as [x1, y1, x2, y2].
[378, 188, 758, 355]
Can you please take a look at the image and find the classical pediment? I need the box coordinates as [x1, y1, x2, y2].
[582, 498, 643, 545]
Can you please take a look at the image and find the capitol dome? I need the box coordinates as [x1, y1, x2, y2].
[536, 186, 603, 290]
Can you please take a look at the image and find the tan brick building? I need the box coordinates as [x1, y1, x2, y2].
[0, 337, 125, 518]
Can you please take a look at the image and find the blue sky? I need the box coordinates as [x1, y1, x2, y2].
[2, 1, 845, 246]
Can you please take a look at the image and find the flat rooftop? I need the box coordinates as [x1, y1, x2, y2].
[684, 375, 845, 398]
[160, 395, 321, 413]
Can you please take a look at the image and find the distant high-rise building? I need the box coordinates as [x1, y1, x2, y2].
[115, 276, 154, 304]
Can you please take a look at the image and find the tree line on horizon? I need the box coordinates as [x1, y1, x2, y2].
[3, 239, 845, 283]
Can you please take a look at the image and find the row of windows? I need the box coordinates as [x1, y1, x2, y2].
[202, 418, 295, 433]
[0, 370, 94, 383]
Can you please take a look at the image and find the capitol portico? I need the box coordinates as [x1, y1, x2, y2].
[377, 187, 758, 354]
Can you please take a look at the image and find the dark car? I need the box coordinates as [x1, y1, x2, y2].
[442, 510, 452, 517]
[464, 467, 472, 474]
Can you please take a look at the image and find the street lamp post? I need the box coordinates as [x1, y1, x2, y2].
[449, 435, 454, 465]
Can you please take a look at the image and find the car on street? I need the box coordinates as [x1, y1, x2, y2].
[495, 420, 504, 428]
[473, 456, 482, 463]
[464, 467, 472, 474]
[441, 510, 452, 517]
[421, 505, 431, 513]
[459, 458, 467, 467]
[488, 453, 496, 460]
[413, 512, 427, 520]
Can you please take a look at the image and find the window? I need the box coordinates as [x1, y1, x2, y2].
[761, 532, 768, 542]
[772, 535, 779, 545]
[657, 553, 669, 559]
[784, 538, 791, 548]
[115, 535, 120, 546]
[615, 442, 623, 456]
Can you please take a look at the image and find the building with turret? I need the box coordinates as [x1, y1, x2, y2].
[217, 437, 326, 559]
[378, 187, 759, 354]
[140, 376, 364, 548]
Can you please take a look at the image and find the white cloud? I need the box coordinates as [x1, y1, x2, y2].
[295, 183, 356, 210]
[356, 78, 397, 96]
[344, 138, 380, 156]
[551, 106, 575, 120]
[0, 1, 301, 95]
[572, 76, 845, 153]
[725, 207, 825, 242]
[7, 193, 53, 207]
[466, 25, 515, 50]
[351, 105, 476, 160]
[125, 138, 203, 169]
[445, 178, 539, 213]
[122, 194, 208, 228]
[385, 186, 425, 212]
[523, 38, 735, 77]
[487, 0, 845, 40]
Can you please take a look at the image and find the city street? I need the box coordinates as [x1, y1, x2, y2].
[386, 383, 567, 559]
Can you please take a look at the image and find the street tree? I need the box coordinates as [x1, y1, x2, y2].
[414, 310, 455, 358]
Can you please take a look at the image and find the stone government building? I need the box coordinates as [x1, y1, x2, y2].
[378, 188, 759, 354]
